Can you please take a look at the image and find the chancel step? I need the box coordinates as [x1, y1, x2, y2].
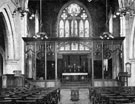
[61, 81, 91, 88]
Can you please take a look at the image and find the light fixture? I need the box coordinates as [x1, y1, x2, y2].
[32, 0, 48, 40]
[115, 8, 135, 17]
[12, 7, 35, 18]
[100, 0, 114, 39]
[29, 13, 35, 20]
[11, 0, 32, 18]
[114, 0, 135, 17]
[100, 32, 114, 39]
[12, 7, 29, 17]
[33, 32, 48, 40]
[88, 0, 92, 2]
[125, 62, 131, 77]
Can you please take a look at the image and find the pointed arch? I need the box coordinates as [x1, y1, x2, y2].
[85, 20, 89, 37]
[65, 20, 69, 37]
[79, 20, 84, 37]
[59, 20, 64, 37]
[129, 17, 135, 59]
[57, 1, 93, 37]
[0, 4, 16, 60]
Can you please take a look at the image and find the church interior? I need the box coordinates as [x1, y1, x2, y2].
[0, 0, 135, 104]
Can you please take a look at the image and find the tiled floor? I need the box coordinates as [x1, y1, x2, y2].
[59, 88, 92, 104]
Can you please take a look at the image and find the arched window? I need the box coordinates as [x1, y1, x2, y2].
[58, 2, 92, 38]
[59, 20, 64, 37]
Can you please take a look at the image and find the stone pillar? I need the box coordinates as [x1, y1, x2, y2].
[128, 60, 135, 86]
[91, 42, 94, 86]
[33, 43, 36, 80]
[55, 42, 58, 80]
[112, 52, 120, 79]
[0, 54, 2, 77]
[45, 42, 47, 80]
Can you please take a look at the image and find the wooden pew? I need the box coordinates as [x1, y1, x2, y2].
[0, 87, 60, 104]
[89, 87, 135, 104]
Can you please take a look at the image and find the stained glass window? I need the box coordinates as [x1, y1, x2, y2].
[85, 20, 89, 37]
[71, 20, 74, 36]
[85, 46, 89, 50]
[79, 20, 84, 37]
[65, 20, 69, 37]
[74, 20, 78, 36]
[60, 45, 64, 51]
[80, 43, 85, 50]
[61, 12, 67, 20]
[71, 43, 78, 50]
[59, 20, 64, 37]
[67, 3, 81, 16]
[65, 42, 70, 50]
[58, 3, 90, 38]
[81, 12, 87, 20]
[58, 2, 91, 51]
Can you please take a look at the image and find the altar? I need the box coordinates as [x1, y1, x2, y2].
[61, 62, 89, 82]
[62, 73, 88, 81]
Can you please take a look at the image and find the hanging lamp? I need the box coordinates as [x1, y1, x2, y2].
[33, 0, 48, 39]
[100, 0, 114, 39]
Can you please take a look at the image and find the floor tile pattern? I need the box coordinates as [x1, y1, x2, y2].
[59, 88, 92, 104]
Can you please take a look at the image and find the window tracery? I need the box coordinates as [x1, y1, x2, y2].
[58, 2, 91, 51]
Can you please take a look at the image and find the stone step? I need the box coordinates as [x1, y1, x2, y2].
[61, 81, 91, 88]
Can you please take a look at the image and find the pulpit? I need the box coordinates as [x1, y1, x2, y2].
[118, 72, 129, 86]
[2, 74, 24, 88]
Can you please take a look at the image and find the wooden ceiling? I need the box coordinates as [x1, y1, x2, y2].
[28, 0, 119, 13]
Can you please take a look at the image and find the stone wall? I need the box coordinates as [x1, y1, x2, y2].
[28, 0, 120, 37]
[0, 0, 27, 74]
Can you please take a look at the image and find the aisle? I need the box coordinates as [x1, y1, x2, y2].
[59, 88, 92, 104]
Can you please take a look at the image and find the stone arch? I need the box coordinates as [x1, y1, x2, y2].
[0, 5, 15, 60]
[0, 4, 18, 74]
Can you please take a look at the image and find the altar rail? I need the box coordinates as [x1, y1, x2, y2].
[89, 87, 135, 104]
[0, 87, 60, 104]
